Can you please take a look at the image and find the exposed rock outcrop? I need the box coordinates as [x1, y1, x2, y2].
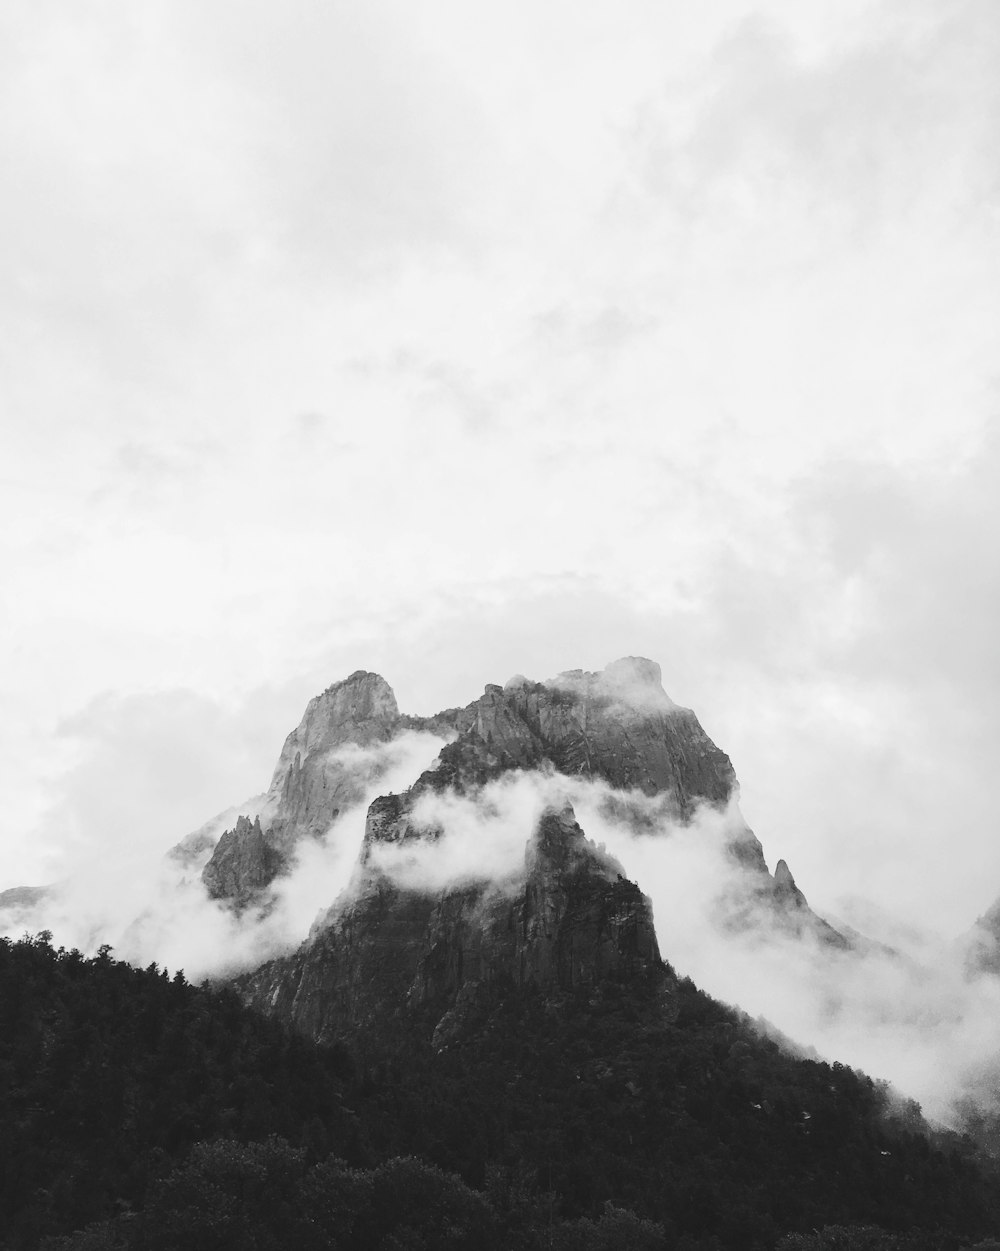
[199, 671, 410, 907]
[266, 670, 402, 840]
[425, 657, 736, 811]
[1, 658, 855, 998]
[202, 815, 285, 908]
[773, 858, 805, 906]
[237, 800, 662, 1049]
[768, 857, 852, 948]
[715, 853, 853, 951]
[199, 658, 743, 909]
[198, 656, 852, 1012]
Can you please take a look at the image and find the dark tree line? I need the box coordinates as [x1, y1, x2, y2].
[1, 934, 999, 1250]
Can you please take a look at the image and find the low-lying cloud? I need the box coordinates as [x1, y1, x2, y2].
[1, 730, 447, 982]
[365, 773, 555, 892]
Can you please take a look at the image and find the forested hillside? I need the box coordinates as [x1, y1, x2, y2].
[2, 934, 999, 1249]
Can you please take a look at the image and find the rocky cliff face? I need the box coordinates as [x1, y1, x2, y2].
[200, 658, 744, 909]
[228, 657, 849, 1046]
[202, 815, 285, 908]
[200, 671, 407, 906]
[237, 800, 663, 1049]
[424, 657, 736, 811]
[732, 856, 853, 950]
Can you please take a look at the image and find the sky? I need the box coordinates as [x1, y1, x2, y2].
[2, 0, 999, 940]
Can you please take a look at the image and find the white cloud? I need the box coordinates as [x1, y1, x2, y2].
[2, 728, 447, 982]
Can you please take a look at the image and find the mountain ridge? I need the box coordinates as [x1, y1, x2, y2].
[222, 657, 855, 1050]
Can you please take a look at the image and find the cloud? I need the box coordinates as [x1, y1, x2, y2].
[632, 2, 1000, 241]
[367, 770, 563, 892]
[172, 0, 492, 281]
[17, 684, 328, 883]
[2, 725, 450, 985]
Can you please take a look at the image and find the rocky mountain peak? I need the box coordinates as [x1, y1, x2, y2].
[773, 858, 797, 892]
[267, 670, 400, 792]
[425, 659, 733, 807]
[189, 659, 849, 963]
[199, 671, 409, 909]
[772, 859, 811, 912]
[203, 815, 282, 907]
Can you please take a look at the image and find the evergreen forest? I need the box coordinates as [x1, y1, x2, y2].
[2, 933, 999, 1250]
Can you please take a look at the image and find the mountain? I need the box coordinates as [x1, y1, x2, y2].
[199, 658, 740, 906]
[4, 660, 1000, 1248]
[200, 671, 405, 907]
[217, 658, 851, 1049]
[0, 656, 854, 1042]
[0, 658, 849, 969]
[239, 800, 662, 1050]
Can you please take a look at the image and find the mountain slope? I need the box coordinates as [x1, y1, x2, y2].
[199, 659, 748, 908]
[3, 933, 996, 1251]
[5, 660, 1000, 1248]
[229, 658, 852, 1049]
[238, 801, 662, 1049]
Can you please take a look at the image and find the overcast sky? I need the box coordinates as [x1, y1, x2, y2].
[2, 0, 998, 937]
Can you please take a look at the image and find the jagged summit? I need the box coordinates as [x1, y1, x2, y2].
[1, 658, 855, 981]
[198, 658, 738, 910]
[210, 659, 861, 1048]
[188, 658, 855, 965]
[429, 660, 734, 805]
[0, 654, 870, 1060]
[203, 815, 283, 907]
[773, 858, 803, 901]
[199, 671, 408, 906]
[268, 669, 399, 793]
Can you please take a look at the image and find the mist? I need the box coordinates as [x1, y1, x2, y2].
[0, 730, 447, 983]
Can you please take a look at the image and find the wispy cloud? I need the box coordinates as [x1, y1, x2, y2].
[3, 727, 447, 981]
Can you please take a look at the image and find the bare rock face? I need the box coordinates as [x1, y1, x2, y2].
[0, 657, 860, 992]
[266, 670, 401, 841]
[199, 658, 740, 909]
[200, 671, 406, 906]
[718, 853, 852, 951]
[427, 658, 736, 812]
[773, 858, 807, 908]
[236, 801, 662, 1049]
[202, 815, 285, 908]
